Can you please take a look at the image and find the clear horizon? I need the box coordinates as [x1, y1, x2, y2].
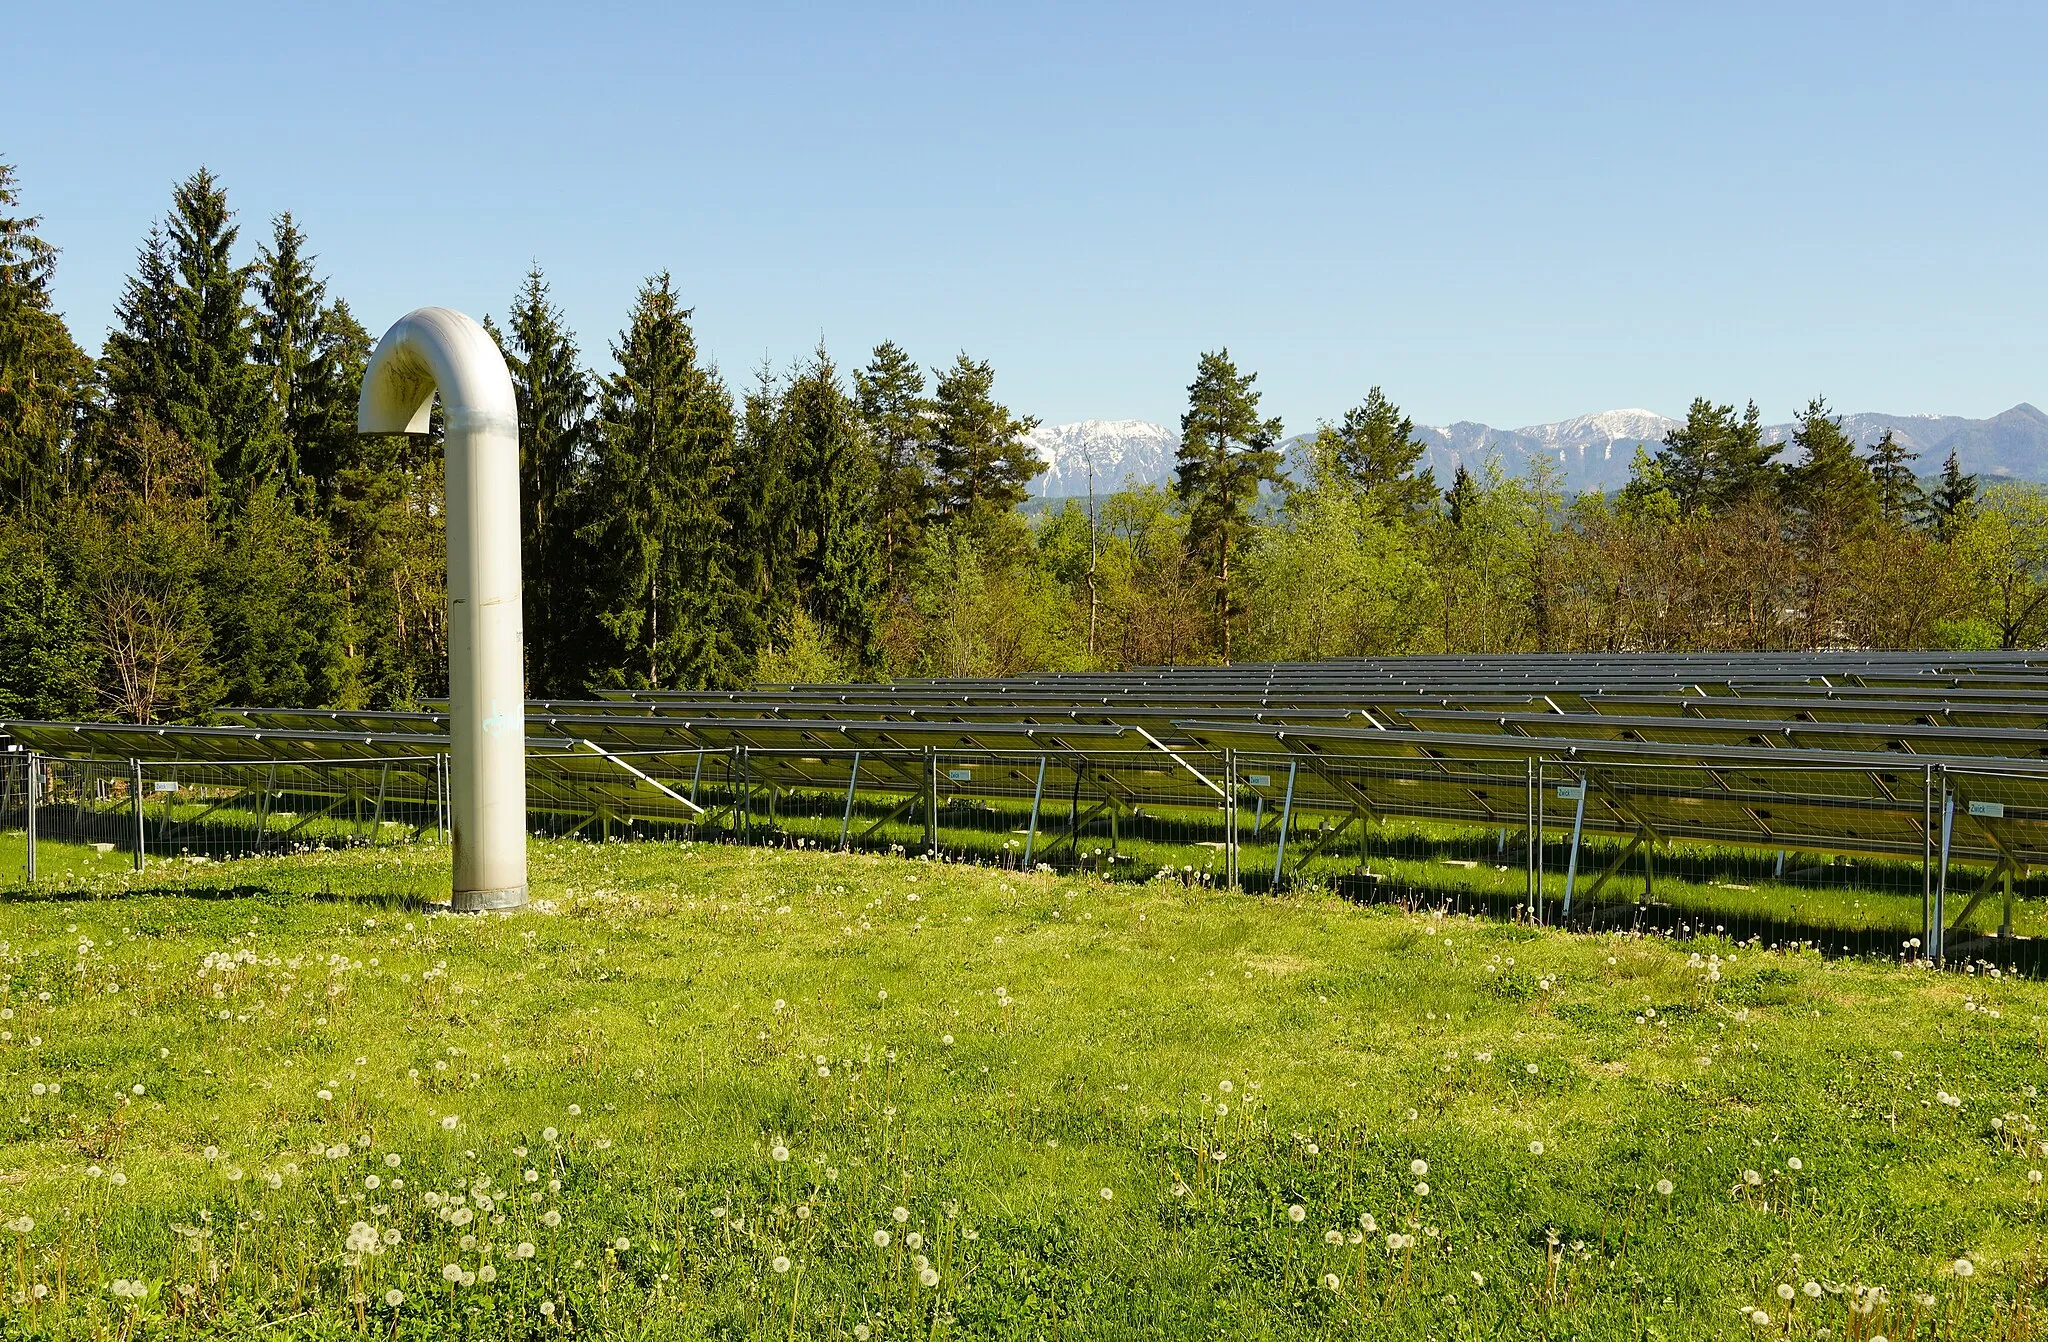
[8, 2, 2044, 434]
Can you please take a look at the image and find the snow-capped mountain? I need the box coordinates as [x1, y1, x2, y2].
[1024, 419, 1179, 497]
[1027, 404, 2048, 497]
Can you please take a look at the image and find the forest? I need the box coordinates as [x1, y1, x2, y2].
[2, 162, 2045, 722]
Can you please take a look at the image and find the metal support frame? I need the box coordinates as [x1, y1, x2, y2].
[130, 757, 145, 872]
[1223, 747, 1239, 889]
[838, 751, 862, 850]
[1560, 775, 1590, 919]
[1934, 776, 1954, 963]
[1270, 758, 1300, 888]
[23, 753, 36, 884]
[925, 748, 940, 855]
[1022, 755, 1047, 866]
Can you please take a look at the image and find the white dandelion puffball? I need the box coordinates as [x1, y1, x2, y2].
[892, 1206, 909, 1223]
[1287, 1204, 1306, 1223]
[385, 1289, 404, 1307]
[542, 1127, 559, 1143]
[1100, 1187, 1114, 1202]
[771, 1144, 790, 1163]
[1750, 1309, 1770, 1326]
[1787, 1157, 1803, 1171]
[614, 1237, 630, 1253]
[1525, 1063, 1539, 1075]
[542, 1210, 562, 1228]
[873, 1230, 891, 1249]
[771, 1255, 791, 1274]
[1954, 1259, 1975, 1278]
[440, 1115, 459, 1131]
[1324, 1230, 1344, 1245]
[540, 1301, 555, 1318]
[1410, 1159, 1428, 1178]
[1656, 1178, 1674, 1196]
[1803, 1282, 1822, 1299]
[1529, 1141, 1544, 1156]
[1323, 1273, 1342, 1291]
[441, 1263, 462, 1283]
[1415, 1182, 1429, 1198]
[1471, 1271, 1485, 1287]
[567, 1104, 582, 1116]
[919, 1266, 940, 1287]
[517, 1242, 536, 1259]
[1777, 1284, 1795, 1301]
[905, 1232, 923, 1250]
[853, 1327, 870, 1342]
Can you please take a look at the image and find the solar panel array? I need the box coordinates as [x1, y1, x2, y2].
[4, 650, 2045, 878]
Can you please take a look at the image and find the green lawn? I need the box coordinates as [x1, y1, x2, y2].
[0, 839, 2041, 1338]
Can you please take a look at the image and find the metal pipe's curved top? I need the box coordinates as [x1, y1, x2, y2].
[358, 306, 517, 437]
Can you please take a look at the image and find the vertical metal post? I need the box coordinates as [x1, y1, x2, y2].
[23, 753, 37, 885]
[1223, 747, 1238, 888]
[435, 755, 446, 844]
[1532, 758, 1545, 924]
[1525, 756, 1535, 907]
[1921, 764, 1932, 960]
[1022, 755, 1047, 867]
[838, 751, 862, 850]
[368, 764, 390, 845]
[1561, 774, 1588, 920]
[130, 758, 146, 872]
[1934, 772, 1954, 964]
[688, 751, 705, 806]
[738, 747, 751, 841]
[924, 748, 939, 855]
[1270, 758, 1299, 888]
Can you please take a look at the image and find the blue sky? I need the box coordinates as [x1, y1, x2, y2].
[7, 1, 2044, 431]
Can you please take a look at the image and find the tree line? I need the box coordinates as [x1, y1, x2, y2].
[1, 162, 2044, 722]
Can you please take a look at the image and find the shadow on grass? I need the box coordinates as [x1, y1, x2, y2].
[0, 880, 444, 913]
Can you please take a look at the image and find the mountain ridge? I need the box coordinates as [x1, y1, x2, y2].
[1024, 403, 2048, 497]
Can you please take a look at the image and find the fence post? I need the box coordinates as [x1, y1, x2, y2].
[23, 753, 37, 885]
[1532, 758, 1545, 925]
[924, 748, 939, 855]
[130, 757, 146, 873]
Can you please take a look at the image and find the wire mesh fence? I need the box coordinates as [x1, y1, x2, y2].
[4, 744, 2042, 971]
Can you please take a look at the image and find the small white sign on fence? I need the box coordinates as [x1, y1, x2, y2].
[1246, 774, 1272, 788]
[1556, 784, 1586, 800]
[153, 781, 180, 793]
[1967, 800, 2005, 819]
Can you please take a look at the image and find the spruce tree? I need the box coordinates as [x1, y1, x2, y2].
[499, 268, 595, 696]
[1865, 428, 1923, 526]
[1316, 386, 1437, 521]
[1786, 398, 1877, 531]
[251, 214, 368, 500]
[585, 274, 751, 690]
[0, 161, 90, 513]
[101, 169, 280, 500]
[780, 344, 882, 673]
[853, 340, 933, 586]
[929, 353, 1042, 545]
[732, 363, 799, 650]
[1923, 450, 1978, 541]
[1175, 349, 1282, 661]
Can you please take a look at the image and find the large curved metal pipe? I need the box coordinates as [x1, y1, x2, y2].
[359, 307, 527, 912]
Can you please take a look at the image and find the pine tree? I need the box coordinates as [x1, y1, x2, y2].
[498, 268, 595, 696]
[1923, 449, 1977, 542]
[732, 363, 799, 650]
[1786, 398, 1877, 531]
[584, 274, 751, 690]
[1175, 349, 1282, 661]
[853, 340, 933, 586]
[1316, 386, 1437, 521]
[1865, 429, 1923, 526]
[0, 161, 90, 513]
[780, 345, 882, 673]
[101, 169, 280, 501]
[1653, 397, 1777, 514]
[250, 213, 326, 491]
[929, 353, 1041, 545]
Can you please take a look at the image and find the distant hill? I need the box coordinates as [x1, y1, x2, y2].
[1026, 403, 2048, 497]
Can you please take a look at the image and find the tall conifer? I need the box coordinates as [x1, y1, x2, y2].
[854, 340, 933, 586]
[1175, 349, 1282, 661]
[929, 353, 1041, 546]
[0, 161, 90, 512]
[499, 268, 595, 696]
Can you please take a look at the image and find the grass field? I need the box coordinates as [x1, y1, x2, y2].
[0, 839, 2043, 1339]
